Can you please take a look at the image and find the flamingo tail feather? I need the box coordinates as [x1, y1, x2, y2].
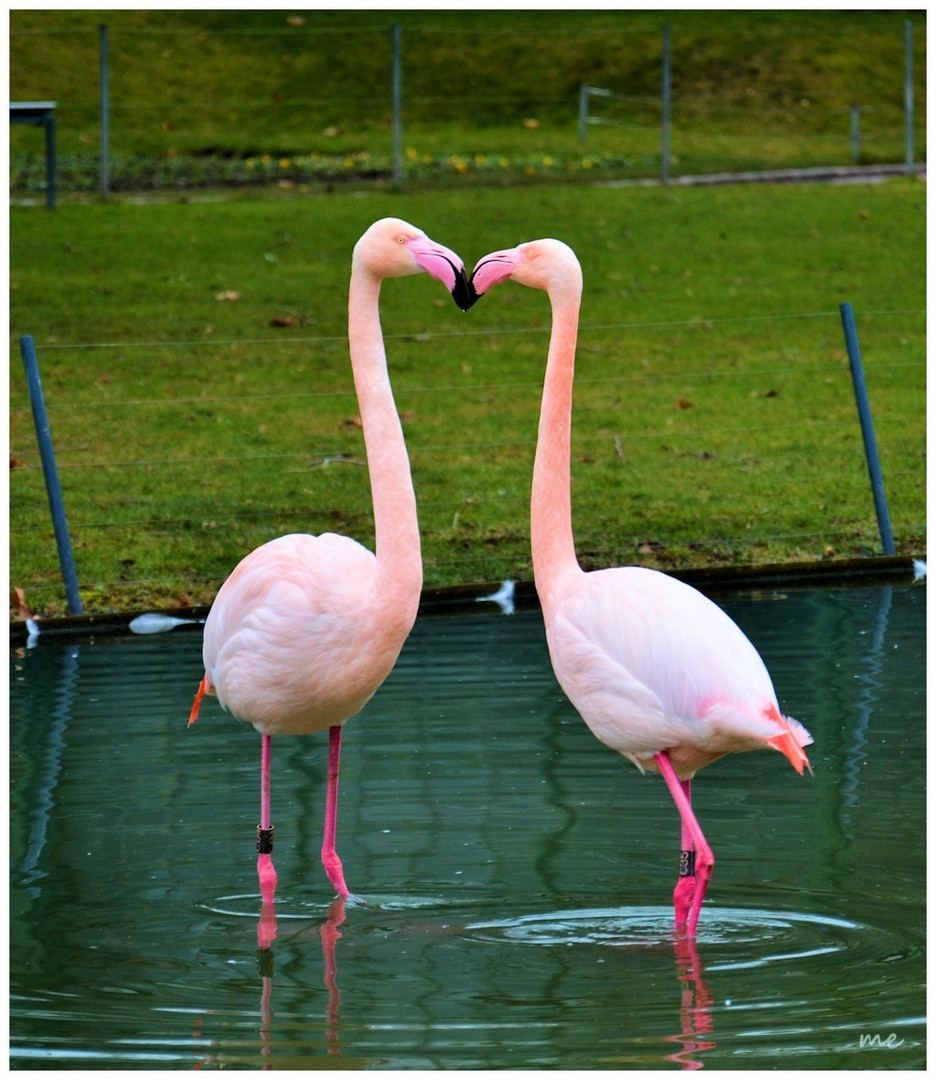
[188, 674, 209, 727]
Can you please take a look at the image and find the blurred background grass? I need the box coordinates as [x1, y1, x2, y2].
[9, 9, 926, 193]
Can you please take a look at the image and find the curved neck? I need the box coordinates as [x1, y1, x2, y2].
[531, 287, 583, 607]
[347, 270, 422, 610]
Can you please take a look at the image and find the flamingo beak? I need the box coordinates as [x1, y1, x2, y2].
[406, 239, 475, 311]
[468, 250, 519, 303]
[451, 265, 476, 311]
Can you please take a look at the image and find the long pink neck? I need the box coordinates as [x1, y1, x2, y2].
[347, 271, 422, 617]
[530, 287, 583, 609]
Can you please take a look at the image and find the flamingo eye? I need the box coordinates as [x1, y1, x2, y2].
[396, 235, 408, 244]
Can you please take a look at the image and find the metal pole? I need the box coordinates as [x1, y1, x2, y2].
[839, 303, 896, 556]
[578, 83, 589, 150]
[99, 23, 110, 197]
[850, 105, 860, 164]
[392, 24, 402, 188]
[19, 336, 84, 614]
[903, 20, 914, 175]
[661, 22, 671, 184]
[43, 114, 56, 210]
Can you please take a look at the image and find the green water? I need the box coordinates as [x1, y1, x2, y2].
[10, 585, 925, 1068]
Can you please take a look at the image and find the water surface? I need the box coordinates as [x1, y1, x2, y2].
[10, 585, 925, 1068]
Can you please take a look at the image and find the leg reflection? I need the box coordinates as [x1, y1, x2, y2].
[664, 936, 716, 1069]
[253, 895, 347, 1062]
[321, 896, 346, 1053]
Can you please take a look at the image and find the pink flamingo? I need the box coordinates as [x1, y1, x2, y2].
[470, 238, 812, 936]
[189, 218, 470, 905]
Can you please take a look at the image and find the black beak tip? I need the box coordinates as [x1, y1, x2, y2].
[452, 270, 480, 312]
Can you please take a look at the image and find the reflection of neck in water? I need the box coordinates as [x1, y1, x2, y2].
[665, 936, 716, 1069]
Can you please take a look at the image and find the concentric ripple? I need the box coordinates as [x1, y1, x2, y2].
[463, 904, 863, 961]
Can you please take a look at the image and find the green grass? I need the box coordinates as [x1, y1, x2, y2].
[9, 179, 925, 618]
[9, 10, 926, 193]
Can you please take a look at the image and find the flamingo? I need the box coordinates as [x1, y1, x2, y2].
[469, 238, 812, 936]
[189, 218, 471, 906]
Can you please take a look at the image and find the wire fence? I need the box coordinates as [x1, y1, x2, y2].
[10, 306, 926, 612]
[9, 14, 926, 197]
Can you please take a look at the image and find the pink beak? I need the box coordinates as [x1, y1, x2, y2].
[469, 248, 521, 300]
[405, 237, 473, 310]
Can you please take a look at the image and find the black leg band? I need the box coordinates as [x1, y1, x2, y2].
[679, 848, 695, 877]
[257, 825, 275, 855]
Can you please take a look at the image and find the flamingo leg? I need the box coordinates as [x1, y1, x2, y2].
[322, 725, 352, 899]
[257, 733, 278, 906]
[671, 778, 696, 930]
[654, 752, 714, 937]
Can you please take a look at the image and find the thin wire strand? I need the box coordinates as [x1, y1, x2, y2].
[19, 307, 924, 352]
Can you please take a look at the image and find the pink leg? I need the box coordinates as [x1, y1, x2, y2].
[257, 734, 278, 906]
[654, 752, 714, 937]
[322, 725, 351, 899]
[672, 778, 696, 929]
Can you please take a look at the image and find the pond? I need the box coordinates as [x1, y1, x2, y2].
[10, 583, 925, 1069]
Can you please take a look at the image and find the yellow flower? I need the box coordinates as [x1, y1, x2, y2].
[279, 158, 292, 169]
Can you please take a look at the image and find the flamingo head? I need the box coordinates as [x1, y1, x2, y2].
[469, 238, 582, 304]
[354, 218, 473, 310]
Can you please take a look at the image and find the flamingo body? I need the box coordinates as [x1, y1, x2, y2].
[202, 532, 413, 736]
[469, 237, 811, 934]
[542, 563, 811, 779]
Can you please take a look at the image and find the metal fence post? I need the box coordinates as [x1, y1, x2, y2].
[578, 83, 589, 149]
[904, 20, 914, 175]
[20, 335, 84, 614]
[661, 22, 671, 184]
[392, 24, 402, 188]
[99, 23, 110, 197]
[839, 303, 896, 556]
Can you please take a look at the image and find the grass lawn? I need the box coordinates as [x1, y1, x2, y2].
[9, 178, 925, 617]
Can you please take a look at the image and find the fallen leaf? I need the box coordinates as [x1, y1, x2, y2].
[270, 315, 296, 327]
[215, 290, 241, 301]
[636, 539, 666, 554]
